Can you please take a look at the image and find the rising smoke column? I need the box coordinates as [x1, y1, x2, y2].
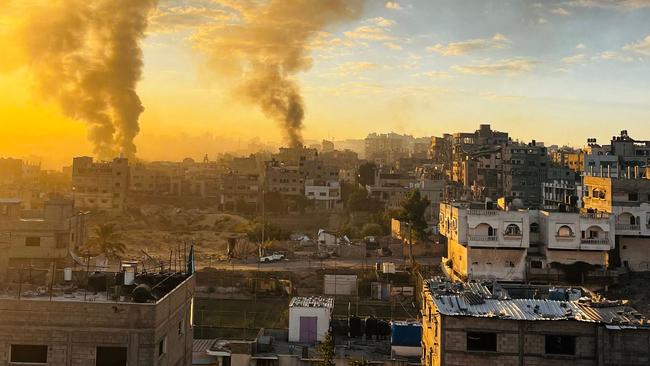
[201, 0, 364, 147]
[2, 0, 157, 159]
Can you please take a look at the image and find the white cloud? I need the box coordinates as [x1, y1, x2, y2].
[367, 17, 396, 28]
[576, 43, 587, 49]
[552, 7, 571, 15]
[385, 1, 402, 10]
[538, 17, 548, 24]
[452, 58, 536, 75]
[335, 61, 379, 76]
[384, 42, 403, 50]
[345, 25, 395, 41]
[594, 50, 635, 62]
[427, 33, 509, 56]
[623, 35, 650, 55]
[416, 71, 452, 79]
[562, 53, 587, 64]
[566, 0, 650, 9]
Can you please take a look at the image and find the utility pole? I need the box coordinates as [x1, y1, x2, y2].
[408, 221, 414, 267]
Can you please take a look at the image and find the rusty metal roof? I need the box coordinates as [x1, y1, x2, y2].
[425, 278, 649, 328]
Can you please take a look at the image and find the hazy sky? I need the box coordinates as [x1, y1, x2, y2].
[1, 0, 650, 167]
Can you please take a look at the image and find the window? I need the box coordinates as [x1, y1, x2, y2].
[629, 192, 639, 201]
[178, 319, 186, 335]
[545, 335, 576, 355]
[504, 224, 522, 236]
[466, 332, 497, 352]
[25, 236, 41, 247]
[158, 337, 167, 357]
[96, 347, 127, 366]
[557, 225, 573, 237]
[531, 260, 543, 269]
[530, 223, 540, 233]
[11, 345, 48, 364]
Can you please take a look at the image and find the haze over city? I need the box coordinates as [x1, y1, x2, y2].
[2, 2, 650, 366]
[1, 0, 650, 168]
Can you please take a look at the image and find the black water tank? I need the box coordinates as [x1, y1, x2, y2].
[377, 320, 391, 339]
[88, 272, 107, 292]
[349, 316, 362, 338]
[365, 316, 378, 338]
[131, 284, 153, 303]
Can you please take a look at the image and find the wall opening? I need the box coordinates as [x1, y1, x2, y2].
[545, 335, 576, 355]
[96, 346, 127, 366]
[466, 332, 497, 352]
[10, 345, 48, 364]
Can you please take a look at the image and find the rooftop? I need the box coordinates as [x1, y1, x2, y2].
[289, 296, 334, 309]
[425, 277, 649, 329]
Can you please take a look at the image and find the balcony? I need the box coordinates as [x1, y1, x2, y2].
[580, 212, 610, 219]
[467, 209, 498, 216]
[468, 235, 497, 242]
[616, 224, 640, 231]
[580, 238, 609, 245]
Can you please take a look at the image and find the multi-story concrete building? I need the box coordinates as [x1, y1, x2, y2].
[583, 175, 650, 271]
[264, 161, 304, 197]
[364, 133, 413, 164]
[304, 180, 341, 210]
[0, 267, 195, 366]
[610, 130, 650, 169]
[439, 202, 530, 282]
[552, 146, 584, 173]
[219, 173, 261, 212]
[536, 210, 614, 269]
[421, 277, 650, 366]
[0, 198, 88, 282]
[72, 157, 129, 213]
[501, 141, 550, 207]
[541, 179, 578, 210]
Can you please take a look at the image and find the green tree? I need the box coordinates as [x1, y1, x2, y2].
[361, 223, 384, 237]
[357, 162, 377, 187]
[317, 331, 335, 366]
[349, 359, 369, 366]
[346, 188, 383, 213]
[95, 223, 126, 259]
[397, 189, 430, 240]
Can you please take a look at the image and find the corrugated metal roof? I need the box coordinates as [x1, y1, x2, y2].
[425, 278, 649, 328]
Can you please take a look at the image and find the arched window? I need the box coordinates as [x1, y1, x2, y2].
[505, 224, 522, 236]
[557, 225, 573, 237]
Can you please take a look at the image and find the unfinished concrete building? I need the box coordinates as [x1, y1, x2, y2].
[0, 259, 195, 366]
[0, 198, 88, 283]
[72, 156, 129, 213]
[422, 277, 650, 366]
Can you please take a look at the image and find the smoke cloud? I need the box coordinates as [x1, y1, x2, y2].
[2, 0, 157, 159]
[199, 0, 365, 147]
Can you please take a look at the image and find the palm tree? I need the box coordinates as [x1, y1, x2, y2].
[95, 223, 126, 259]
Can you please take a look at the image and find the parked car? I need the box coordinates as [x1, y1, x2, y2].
[259, 253, 285, 263]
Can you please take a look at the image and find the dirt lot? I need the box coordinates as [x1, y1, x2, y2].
[88, 205, 254, 267]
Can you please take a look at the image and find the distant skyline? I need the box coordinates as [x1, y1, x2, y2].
[1, 0, 650, 167]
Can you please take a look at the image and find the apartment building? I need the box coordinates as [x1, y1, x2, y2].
[541, 179, 579, 209]
[439, 202, 530, 282]
[0, 268, 195, 366]
[583, 175, 650, 271]
[536, 209, 614, 269]
[219, 173, 261, 212]
[421, 277, 650, 366]
[610, 130, 650, 169]
[0, 198, 88, 282]
[264, 161, 304, 197]
[552, 146, 584, 173]
[364, 133, 413, 164]
[304, 179, 341, 210]
[502, 141, 550, 207]
[72, 157, 129, 213]
[583, 138, 619, 178]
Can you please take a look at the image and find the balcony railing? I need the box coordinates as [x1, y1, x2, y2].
[468, 235, 498, 241]
[580, 238, 609, 245]
[616, 224, 640, 231]
[467, 209, 498, 216]
[580, 212, 610, 219]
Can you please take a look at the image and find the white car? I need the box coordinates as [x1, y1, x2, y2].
[260, 253, 285, 263]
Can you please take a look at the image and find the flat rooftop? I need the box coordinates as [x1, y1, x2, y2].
[0, 271, 193, 305]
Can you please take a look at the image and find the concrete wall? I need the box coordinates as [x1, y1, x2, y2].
[0, 276, 194, 366]
[619, 236, 650, 271]
[288, 306, 330, 343]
